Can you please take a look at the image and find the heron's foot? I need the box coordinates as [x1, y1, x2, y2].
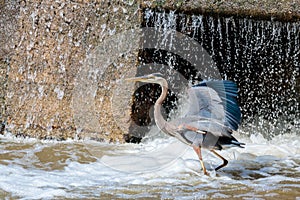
[211, 150, 228, 171]
[214, 159, 228, 171]
[203, 170, 209, 176]
[201, 163, 210, 176]
[192, 145, 209, 176]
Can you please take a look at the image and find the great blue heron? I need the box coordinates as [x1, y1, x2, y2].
[126, 73, 244, 175]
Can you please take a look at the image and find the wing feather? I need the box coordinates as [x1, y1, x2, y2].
[187, 80, 241, 131]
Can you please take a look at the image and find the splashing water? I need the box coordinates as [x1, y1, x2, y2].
[141, 9, 300, 139]
[1, 8, 299, 200]
[0, 129, 300, 199]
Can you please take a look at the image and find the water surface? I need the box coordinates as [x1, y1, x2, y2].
[0, 131, 299, 199]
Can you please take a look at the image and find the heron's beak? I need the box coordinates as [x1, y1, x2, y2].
[125, 76, 150, 82]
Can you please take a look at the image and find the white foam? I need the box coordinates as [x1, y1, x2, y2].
[0, 132, 299, 199]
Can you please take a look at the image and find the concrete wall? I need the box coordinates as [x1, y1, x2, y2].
[1, 0, 140, 141]
[0, 60, 7, 134]
[142, 0, 300, 21]
[0, 0, 299, 141]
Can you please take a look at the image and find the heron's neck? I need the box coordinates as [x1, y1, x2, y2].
[154, 83, 168, 132]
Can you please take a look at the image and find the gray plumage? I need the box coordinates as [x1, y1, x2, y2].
[126, 73, 245, 175]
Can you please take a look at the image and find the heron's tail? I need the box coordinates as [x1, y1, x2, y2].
[217, 136, 245, 150]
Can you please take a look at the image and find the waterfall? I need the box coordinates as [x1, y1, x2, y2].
[132, 9, 300, 139]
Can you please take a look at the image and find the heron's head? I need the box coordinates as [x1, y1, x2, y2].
[125, 73, 167, 86]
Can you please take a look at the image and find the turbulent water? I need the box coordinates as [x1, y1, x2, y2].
[0, 129, 299, 199]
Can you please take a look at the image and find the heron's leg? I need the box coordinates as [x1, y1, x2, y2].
[211, 150, 228, 171]
[192, 145, 208, 175]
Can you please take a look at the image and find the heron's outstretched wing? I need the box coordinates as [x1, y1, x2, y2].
[186, 80, 241, 131]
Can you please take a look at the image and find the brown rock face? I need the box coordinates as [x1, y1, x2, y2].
[142, 0, 300, 21]
[4, 1, 140, 141]
[0, 60, 7, 134]
[0, 1, 19, 134]
[1, 0, 299, 141]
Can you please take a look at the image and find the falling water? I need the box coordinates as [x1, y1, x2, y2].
[1, 7, 300, 199]
[136, 9, 300, 139]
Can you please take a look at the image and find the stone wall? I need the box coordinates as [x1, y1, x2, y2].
[0, 0, 19, 134]
[0, 0, 299, 141]
[0, 60, 7, 134]
[1, 0, 140, 141]
[142, 0, 300, 21]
